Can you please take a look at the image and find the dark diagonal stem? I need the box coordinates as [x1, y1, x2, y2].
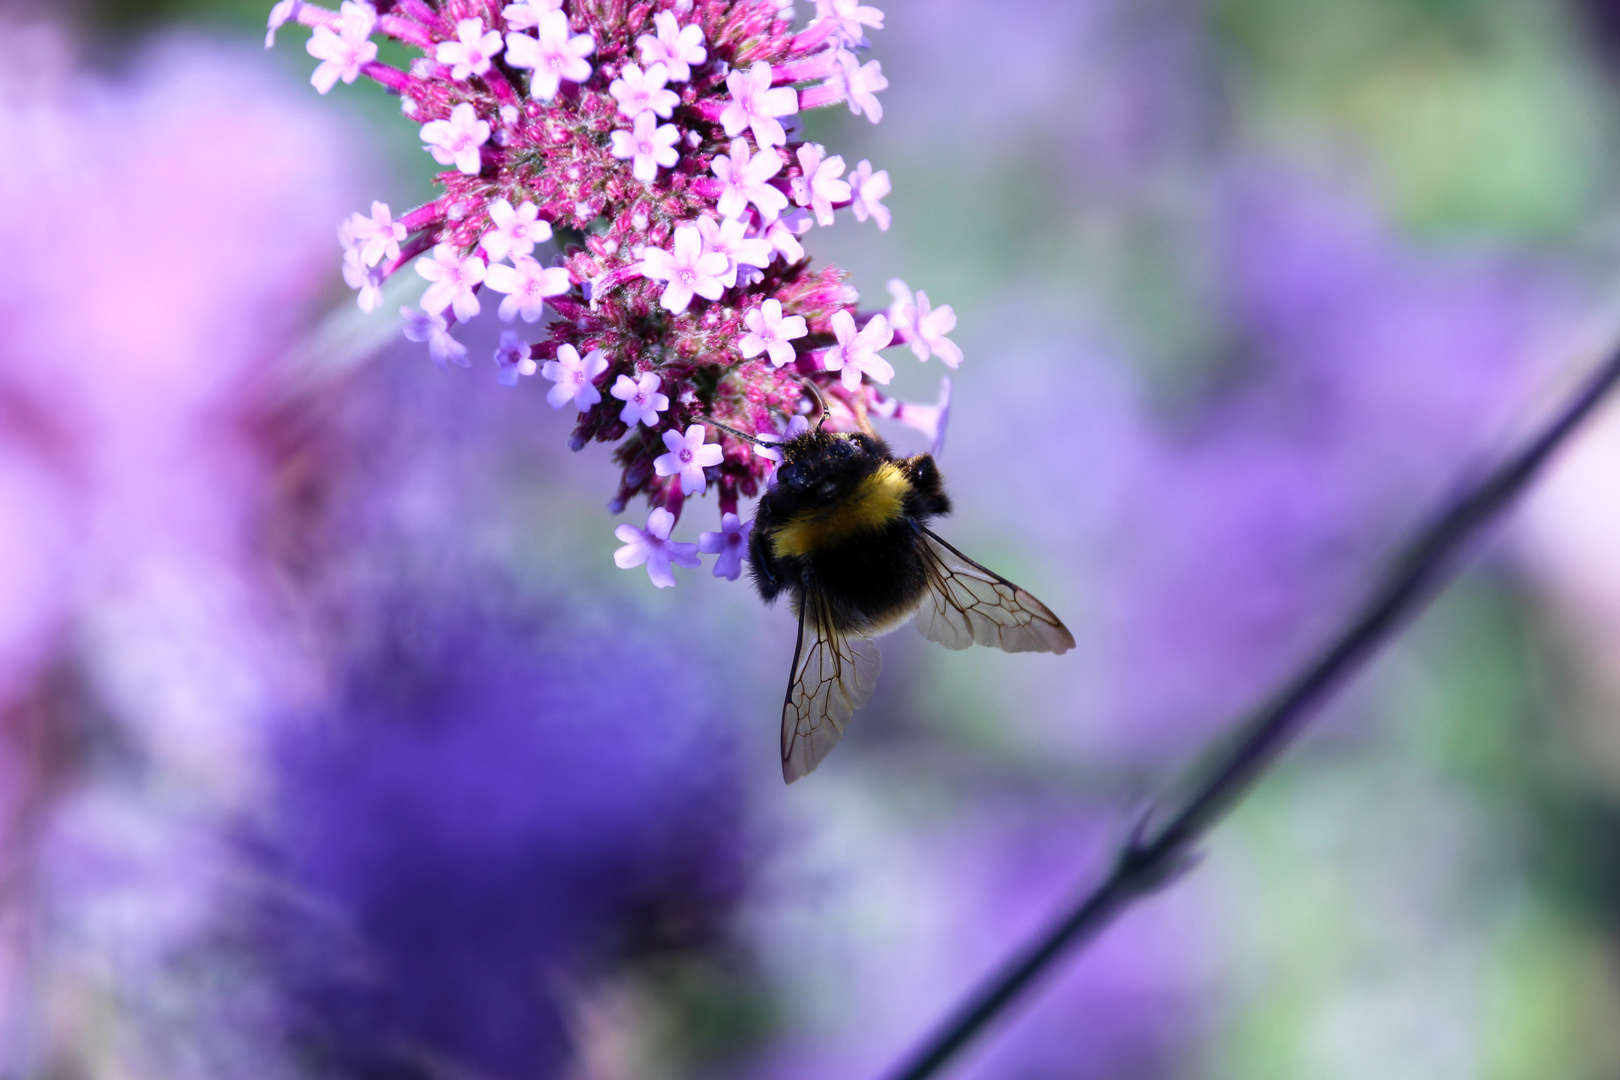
[879, 344, 1620, 1080]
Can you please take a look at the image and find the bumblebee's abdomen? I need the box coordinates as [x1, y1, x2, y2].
[770, 461, 910, 561]
[805, 523, 932, 634]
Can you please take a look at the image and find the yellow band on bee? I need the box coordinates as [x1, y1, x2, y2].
[772, 462, 910, 559]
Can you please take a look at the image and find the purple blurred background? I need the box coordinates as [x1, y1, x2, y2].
[4, 0, 1620, 1076]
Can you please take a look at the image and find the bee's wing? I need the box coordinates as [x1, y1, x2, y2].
[781, 591, 882, 784]
[914, 528, 1076, 654]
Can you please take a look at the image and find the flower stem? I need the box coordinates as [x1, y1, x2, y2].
[877, 341, 1620, 1080]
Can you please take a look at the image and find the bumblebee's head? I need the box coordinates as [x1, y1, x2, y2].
[775, 431, 888, 507]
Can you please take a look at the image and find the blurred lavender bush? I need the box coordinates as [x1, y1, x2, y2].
[255, 327, 767, 1076]
[256, 574, 755, 1076]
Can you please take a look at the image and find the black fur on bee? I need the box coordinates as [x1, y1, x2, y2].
[749, 428, 951, 636]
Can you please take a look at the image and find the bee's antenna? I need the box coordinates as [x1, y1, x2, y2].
[704, 418, 765, 447]
[805, 381, 829, 430]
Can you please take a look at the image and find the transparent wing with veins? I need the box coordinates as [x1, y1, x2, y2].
[914, 528, 1076, 654]
[781, 591, 882, 783]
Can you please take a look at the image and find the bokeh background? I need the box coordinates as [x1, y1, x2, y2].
[5, 0, 1620, 1075]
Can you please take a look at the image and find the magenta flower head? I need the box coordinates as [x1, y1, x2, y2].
[271, 0, 961, 586]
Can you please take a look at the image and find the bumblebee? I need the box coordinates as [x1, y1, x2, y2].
[748, 423, 1075, 782]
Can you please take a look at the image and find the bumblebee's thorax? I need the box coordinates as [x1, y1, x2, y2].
[770, 460, 909, 560]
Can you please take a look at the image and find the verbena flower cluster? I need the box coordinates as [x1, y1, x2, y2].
[268, 0, 959, 586]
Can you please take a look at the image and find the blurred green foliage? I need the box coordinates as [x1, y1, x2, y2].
[1215, 0, 1612, 235]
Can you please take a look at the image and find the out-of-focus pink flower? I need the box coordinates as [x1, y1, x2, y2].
[823, 310, 894, 390]
[484, 254, 570, 323]
[637, 12, 707, 82]
[813, 0, 884, 44]
[341, 246, 384, 311]
[0, 26, 363, 1072]
[849, 159, 891, 230]
[401, 306, 470, 367]
[493, 329, 536, 386]
[887, 279, 961, 367]
[833, 50, 887, 122]
[0, 35, 355, 705]
[342, 199, 404, 266]
[416, 243, 486, 320]
[306, 1, 377, 93]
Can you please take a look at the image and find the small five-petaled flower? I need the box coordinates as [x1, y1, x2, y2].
[615, 508, 702, 588]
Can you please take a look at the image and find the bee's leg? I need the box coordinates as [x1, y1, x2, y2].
[899, 454, 952, 516]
